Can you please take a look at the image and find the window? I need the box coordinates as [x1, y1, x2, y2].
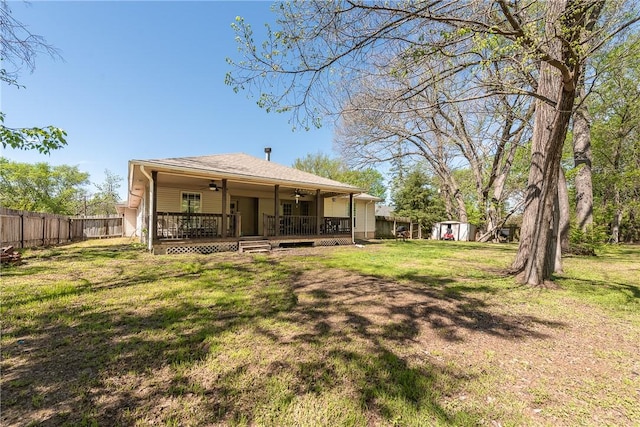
[300, 201, 310, 216]
[282, 203, 292, 216]
[181, 192, 202, 230]
[181, 192, 201, 213]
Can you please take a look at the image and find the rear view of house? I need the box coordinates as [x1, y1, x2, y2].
[120, 152, 379, 254]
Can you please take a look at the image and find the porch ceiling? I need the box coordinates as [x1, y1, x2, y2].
[156, 173, 336, 196]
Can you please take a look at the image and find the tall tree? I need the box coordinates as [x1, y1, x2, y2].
[573, 85, 595, 232]
[0, 158, 89, 214]
[227, 0, 639, 285]
[87, 169, 122, 216]
[292, 153, 344, 180]
[391, 167, 446, 232]
[0, 1, 67, 153]
[589, 34, 640, 242]
[292, 153, 387, 200]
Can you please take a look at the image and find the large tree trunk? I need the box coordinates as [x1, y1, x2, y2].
[558, 167, 570, 253]
[511, 71, 564, 272]
[555, 168, 570, 273]
[609, 134, 624, 242]
[442, 188, 454, 220]
[520, 90, 575, 285]
[453, 189, 468, 223]
[573, 86, 594, 232]
[512, 0, 585, 285]
[611, 187, 622, 243]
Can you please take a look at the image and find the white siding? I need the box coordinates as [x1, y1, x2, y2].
[123, 208, 137, 238]
[136, 190, 146, 243]
[354, 200, 376, 237]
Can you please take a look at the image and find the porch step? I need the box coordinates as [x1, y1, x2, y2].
[238, 239, 272, 254]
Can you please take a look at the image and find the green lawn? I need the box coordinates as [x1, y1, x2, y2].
[1, 239, 639, 426]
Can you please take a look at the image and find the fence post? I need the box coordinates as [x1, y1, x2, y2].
[42, 216, 46, 246]
[20, 214, 24, 248]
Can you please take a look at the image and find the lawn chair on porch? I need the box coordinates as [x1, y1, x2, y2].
[158, 217, 179, 238]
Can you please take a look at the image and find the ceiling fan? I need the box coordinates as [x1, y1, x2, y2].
[291, 189, 306, 204]
[196, 180, 220, 191]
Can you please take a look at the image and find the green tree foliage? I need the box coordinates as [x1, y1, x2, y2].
[1, 112, 67, 154]
[0, 1, 67, 154]
[0, 158, 89, 214]
[293, 153, 387, 201]
[86, 170, 123, 216]
[292, 153, 344, 180]
[589, 34, 640, 242]
[391, 168, 446, 231]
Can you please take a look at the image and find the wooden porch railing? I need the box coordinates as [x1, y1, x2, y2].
[156, 212, 239, 239]
[263, 215, 351, 237]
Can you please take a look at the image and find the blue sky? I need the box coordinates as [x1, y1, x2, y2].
[1, 1, 336, 201]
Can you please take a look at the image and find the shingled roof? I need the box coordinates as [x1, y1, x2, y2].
[131, 153, 362, 192]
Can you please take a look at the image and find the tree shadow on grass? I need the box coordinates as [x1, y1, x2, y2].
[2, 251, 565, 426]
[245, 263, 566, 424]
[284, 268, 564, 346]
[2, 261, 211, 311]
[24, 242, 145, 262]
[2, 260, 293, 426]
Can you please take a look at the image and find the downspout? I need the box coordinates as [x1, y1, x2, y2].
[140, 165, 154, 252]
[350, 193, 355, 244]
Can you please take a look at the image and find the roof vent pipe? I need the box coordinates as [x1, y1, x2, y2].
[264, 147, 272, 161]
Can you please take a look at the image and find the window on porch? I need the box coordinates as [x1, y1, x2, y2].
[181, 192, 201, 214]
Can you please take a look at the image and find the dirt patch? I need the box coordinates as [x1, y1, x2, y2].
[284, 266, 639, 425]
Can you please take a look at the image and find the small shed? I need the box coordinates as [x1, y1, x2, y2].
[432, 221, 476, 241]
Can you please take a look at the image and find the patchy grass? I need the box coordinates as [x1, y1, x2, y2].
[1, 238, 639, 426]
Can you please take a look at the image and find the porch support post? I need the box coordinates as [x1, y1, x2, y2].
[349, 193, 354, 243]
[151, 171, 158, 249]
[235, 213, 242, 237]
[316, 189, 321, 235]
[221, 179, 228, 238]
[274, 185, 280, 237]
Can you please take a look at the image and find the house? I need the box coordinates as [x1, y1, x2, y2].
[121, 152, 380, 254]
[431, 221, 477, 241]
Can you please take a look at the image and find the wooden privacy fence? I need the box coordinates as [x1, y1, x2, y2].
[0, 207, 123, 248]
[71, 216, 123, 240]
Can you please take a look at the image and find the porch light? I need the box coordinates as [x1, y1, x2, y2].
[209, 181, 219, 191]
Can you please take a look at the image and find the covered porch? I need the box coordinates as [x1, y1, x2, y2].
[126, 153, 362, 254]
[155, 211, 352, 240]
